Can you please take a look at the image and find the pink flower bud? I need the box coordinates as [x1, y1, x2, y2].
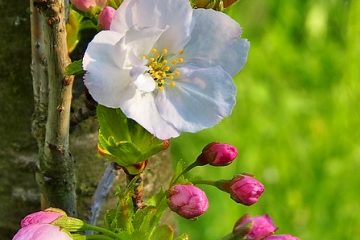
[71, 0, 107, 12]
[98, 6, 116, 30]
[21, 208, 66, 228]
[167, 184, 209, 219]
[197, 142, 238, 166]
[265, 234, 300, 240]
[13, 224, 72, 240]
[223, 174, 264, 205]
[233, 214, 278, 240]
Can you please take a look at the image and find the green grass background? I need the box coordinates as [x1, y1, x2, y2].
[171, 0, 360, 239]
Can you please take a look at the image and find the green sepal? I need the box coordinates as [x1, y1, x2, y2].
[97, 105, 166, 167]
[65, 60, 84, 76]
[150, 225, 174, 240]
[52, 216, 84, 232]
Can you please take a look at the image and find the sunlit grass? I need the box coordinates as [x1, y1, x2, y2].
[171, 1, 360, 239]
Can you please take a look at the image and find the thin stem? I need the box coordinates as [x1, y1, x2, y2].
[171, 161, 199, 184]
[88, 162, 118, 225]
[83, 223, 121, 239]
[221, 233, 237, 240]
[126, 173, 144, 211]
[192, 179, 217, 186]
[86, 235, 113, 240]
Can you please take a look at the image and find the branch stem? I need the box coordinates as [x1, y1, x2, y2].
[88, 162, 118, 225]
[32, 0, 77, 215]
[83, 224, 121, 239]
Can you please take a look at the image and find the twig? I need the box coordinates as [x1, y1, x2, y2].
[88, 162, 119, 226]
[127, 173, 144, 211]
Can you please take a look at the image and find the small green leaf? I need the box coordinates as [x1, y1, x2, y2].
[65, 60, 84, 76]
[150, 225, 174, 240]
[96, 105, 167, 168]
[146, 189, 166, 207]
[66, 9, 82, 53]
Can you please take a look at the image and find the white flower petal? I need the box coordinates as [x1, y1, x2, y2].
[84, 63, 132, 108]
[119, 85, 180, 139]
[111, 0, 193, 52]
[184, 9, 250, 76]
[83, 30, 123, 68]
[83, 31, 133, 108]
[155, 65, 236, 132]
[133, 73, 156, 92]
[121, 26, 167, 57]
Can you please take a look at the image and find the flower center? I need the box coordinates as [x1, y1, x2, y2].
[143, 48, 184, 91]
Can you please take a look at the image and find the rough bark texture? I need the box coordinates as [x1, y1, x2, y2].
[32, 0, 77, 215]
[0, 1, 173, 238]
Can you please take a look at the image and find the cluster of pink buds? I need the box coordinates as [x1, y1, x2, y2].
[167, 142, 264, 219]
[166, 142, 298, 238]
[233, 214, 299, 240]
[70, 0, 116, 30]
[13, 208, 71, 240]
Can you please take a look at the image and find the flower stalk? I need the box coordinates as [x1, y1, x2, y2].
[83, 223, 121, 239]
[172, 161, 200, 184]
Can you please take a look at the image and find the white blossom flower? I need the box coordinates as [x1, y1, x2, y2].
[83, 0, 249, 140]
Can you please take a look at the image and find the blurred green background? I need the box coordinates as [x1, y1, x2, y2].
[172, 0, 360, 239]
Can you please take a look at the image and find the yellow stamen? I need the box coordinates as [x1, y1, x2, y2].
[170, 81, 176, 87]
[151, 48, 158, 54]
[162, 48, 168, 55]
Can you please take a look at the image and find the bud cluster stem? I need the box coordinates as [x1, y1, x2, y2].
[86, 235, 114, 240]
[172, 161, 200, 184]
[83, 223, 121, 239]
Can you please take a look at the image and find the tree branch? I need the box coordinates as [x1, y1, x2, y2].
[33, 0, 77, 215]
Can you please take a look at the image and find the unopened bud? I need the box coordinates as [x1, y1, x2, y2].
[167, 184, 209, 219]
[13, 224, 72, 240]
[98, 6, 116, 30]
[20, 208, 66, 227]
[233, 214, 277, 240]
[71, 0, 107, 12]
[197, 142, 238, 166]
[218, 174, 264, 205]
[265, 234, 300, 240]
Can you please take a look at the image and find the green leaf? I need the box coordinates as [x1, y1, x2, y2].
[96, 105, 167, 168]
[150, 225, 174, 240]
[66, 9, 82, 53]
[146, 189, 166, 207]
[65, 60, 84, 76]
